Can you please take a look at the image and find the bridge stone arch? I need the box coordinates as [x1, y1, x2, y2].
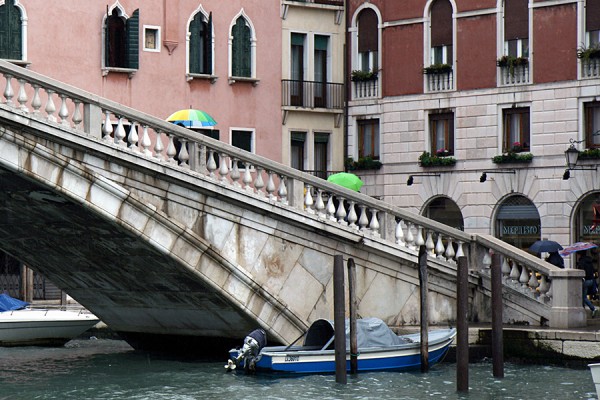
[0, 125, 308, 350]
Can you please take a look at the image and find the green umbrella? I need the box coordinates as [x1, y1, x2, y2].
[327, 172, 364, 192]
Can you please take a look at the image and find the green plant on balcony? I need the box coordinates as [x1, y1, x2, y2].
[578, 148, 600, 160]
[422, 63, 452, 75]
[418, 151, 456, 167]
[492, 142, 533, 164]
[351, 69, 378, 82]
[577, 44, 600, 60]
[345, 156, 382, 170]
[497, 55, 529, 76]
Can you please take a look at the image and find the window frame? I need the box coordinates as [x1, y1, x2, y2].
[502, 107, 530, 152]
[357, 118, 380, 160]
[187, 9, 214, 79]
[584, 101, 600, 149]
[290, 131, 306, 171]
[143, 25, 160, 52]
[102, 7, 140, 76]
[0, 1, 26, 62]
[429, 111, 455, 155]
[313, 132, 330, 179]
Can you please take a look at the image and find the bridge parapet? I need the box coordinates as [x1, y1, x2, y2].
[0, 60, 585, 329]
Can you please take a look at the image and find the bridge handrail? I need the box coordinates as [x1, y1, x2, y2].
[0, 59, 585, 328]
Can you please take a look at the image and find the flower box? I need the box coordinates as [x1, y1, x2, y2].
[577, 45, 600, 60]
[423, 63, 452, 75]
[578, 148, 600, 160]
[351, 70, 378, 82]
[492, 152, 533, 164]
[419, 151, 456, 167]
[345, 156, 382, 170]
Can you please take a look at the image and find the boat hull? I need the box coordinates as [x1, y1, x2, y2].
[0, 309, 100, 347]
[229, 328, 456, 374]
[589, 363, 600, 399]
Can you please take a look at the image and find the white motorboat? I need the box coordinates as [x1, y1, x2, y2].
[589, 363, 600, 398]
[0, 294, 100, 346]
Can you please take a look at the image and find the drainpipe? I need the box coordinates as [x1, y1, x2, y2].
[343, 0, 350, 171]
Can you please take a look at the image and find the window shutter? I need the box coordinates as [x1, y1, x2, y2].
[0, 5, 8, 58]
[357, 9, 378, 52]
[126, 9, 139, 69]
[431, 0, 453, 47]
[189, 14, 201, 73]
[0, 4, 22, 60]
[505, 0, 528, 40]
[587, 0, 600, 31]
[206, 12, 213, 74]
[232, 17, 251, 77]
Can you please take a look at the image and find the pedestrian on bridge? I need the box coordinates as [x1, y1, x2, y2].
[577, 251, 598, 317]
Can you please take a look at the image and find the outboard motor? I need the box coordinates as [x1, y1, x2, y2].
[226, 328, 267, 372]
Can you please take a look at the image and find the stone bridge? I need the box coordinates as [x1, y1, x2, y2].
[0, 60, 586, 354]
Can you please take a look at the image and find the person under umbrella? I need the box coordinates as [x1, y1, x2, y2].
[577, 251, 598, 317]
[545, 251, 564, 268]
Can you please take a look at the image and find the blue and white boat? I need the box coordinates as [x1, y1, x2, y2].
[226, 318, 456, 374]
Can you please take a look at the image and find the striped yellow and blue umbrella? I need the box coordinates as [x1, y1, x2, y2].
[166, 109, 217, 128]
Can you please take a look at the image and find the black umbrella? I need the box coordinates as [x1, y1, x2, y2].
[529, 240, 563, 254]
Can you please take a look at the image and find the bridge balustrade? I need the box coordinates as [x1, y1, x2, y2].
[0, 59, 585, 328]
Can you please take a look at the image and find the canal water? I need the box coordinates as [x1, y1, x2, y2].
[0, 338, 597, 400]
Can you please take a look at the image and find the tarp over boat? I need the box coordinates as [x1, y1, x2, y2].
[304, 317, 411, 350]
[0, 293, 29, 312]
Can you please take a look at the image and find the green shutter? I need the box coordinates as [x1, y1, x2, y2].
[189, 14, 201, 73]
[0, 4, 22, 60]
[315, 35, 328, 51]
[232, 17, 251, 77]
[126, 9, 139, 69]
[206, 12, 212, 74]
[314, 133, 329, 143]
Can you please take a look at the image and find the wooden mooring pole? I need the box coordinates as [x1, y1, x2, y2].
[418, 245, 429, 372]
[347, 258, 358, 374]
[333, 254, 347, 384]
[456, 256, 469, 392]
[491, 253, 504, 378]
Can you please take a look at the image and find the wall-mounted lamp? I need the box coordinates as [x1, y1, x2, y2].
[562, 137, 598, 180]
[406, 173, 441, 186]
[479, 169, 516, 183]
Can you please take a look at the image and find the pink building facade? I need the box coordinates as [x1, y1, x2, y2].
[2, 0, 282, 162]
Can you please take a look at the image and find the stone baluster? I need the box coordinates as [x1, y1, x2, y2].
[45, 89, 57, 122]
[369, 209, 380, 237]
[3, 74, 14, 106]
[425, 231, 435, 257]
[218, 153, 229, 181]
[528, 268, 540, 295]
[114, 117, 127, 145]
[230, 159, 241, 187]
[347, 201, 358, 229]
[501, 257, 511, 279]
[206, 149, 217, 178]
[336, 197, 347, 225]
[538, 274, 551, 298]
[254, 167, 265, 195]
[31, 85, 42, 114]
[435, 234, 446, 260]
[58, 94, 69, 126]
[509, 261, 520, 283]
[482, 248, 492, 268]
[166, 134, 177, 163]
[154, 130, 165, 160]
[518, 264, 529, 289]
[243, 162, 253, 190]
[72, 101, 82, 129]
[395, 219, 406, 247]
[17, 79, 28, 112]
[326, 196, 336, 221]
[278, 175, 288, 205]
[177, 139, 190, 169]
[406, 223, 416, 250]
[315, 189, 325, 217]
[266, 171, 276, 200]
[304, 185, 314, 213]
[102, 110, 113, 141]
[358, 205, 368, 230]
[128, 122, 139, 151]
[141, 126, 152, 156]
[456, 241, 465, 258]
[445, 237, 455, 263]
[415, 226, 425, 249]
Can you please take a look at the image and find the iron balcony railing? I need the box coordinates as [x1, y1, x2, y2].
[282, 79, 344, 110]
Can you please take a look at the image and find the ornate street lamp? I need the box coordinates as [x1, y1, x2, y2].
[564, 144, 580, 170]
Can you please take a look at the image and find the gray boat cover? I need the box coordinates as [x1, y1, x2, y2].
[304, 317, 411, 350]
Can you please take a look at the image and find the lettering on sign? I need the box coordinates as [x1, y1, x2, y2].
[285, 355, 299, 362]
[584, 225, 600, 235]
[502, 225, 539, 235]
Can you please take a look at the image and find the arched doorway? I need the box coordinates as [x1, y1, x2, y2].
[494, 195, 540, 251]
[573, 192, 600, 271]
[423, 196, 464, 231]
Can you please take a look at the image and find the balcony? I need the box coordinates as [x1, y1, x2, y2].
[581, 58, 600, 79]
[497, 56, 530, 86]
[282, 79, 344, 110]
[352, 78, 378, 100]
[287, 0, 343, 5]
